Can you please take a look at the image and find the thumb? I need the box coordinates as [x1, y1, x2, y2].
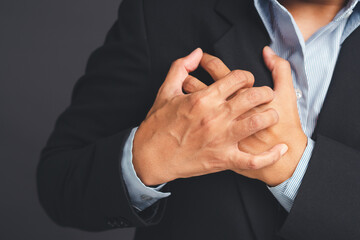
[263, 46, 294, 92]
[160, 48, 203, 99]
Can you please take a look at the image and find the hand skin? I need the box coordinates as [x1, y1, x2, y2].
[132, 48, 289, 186]
[183, 47, 307, 186]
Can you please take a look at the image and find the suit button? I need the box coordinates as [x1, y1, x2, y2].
[107, 219, 115, 227]
[119, 220, 129, 227]
[295, 88, 302, 99]
[118, 217, 130, 227]
[106, 217, 130, 228]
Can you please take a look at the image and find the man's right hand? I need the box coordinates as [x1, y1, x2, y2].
[132, 48, 288, 186]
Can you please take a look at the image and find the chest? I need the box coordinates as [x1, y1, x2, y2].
[146, 5, 360, 150]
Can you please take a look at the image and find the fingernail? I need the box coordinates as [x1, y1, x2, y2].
[191, 47, 201, 55]
[280, 144, 288, 156]
[266, 46, 276, 56]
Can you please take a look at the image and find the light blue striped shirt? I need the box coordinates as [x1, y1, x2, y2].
[121, 0, 360, 212]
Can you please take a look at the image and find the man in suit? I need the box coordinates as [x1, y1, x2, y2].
[37, 0, 360, 239]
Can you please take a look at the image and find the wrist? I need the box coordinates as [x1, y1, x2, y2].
[132, 126, 173, 186]
[265, 132, 307, 186]
[132, 129, 155, 186]
[132, 149, 163, 187]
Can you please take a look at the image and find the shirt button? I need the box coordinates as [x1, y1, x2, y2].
[107, 220, 115, 227]
[295, 89, 302, 100]
[140, 194, 153, 201]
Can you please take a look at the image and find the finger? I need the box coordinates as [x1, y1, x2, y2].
[183, 75, 207, 93]
[232, 108, 279, 140]
[205, 69, 255, 100]
[224, 86, 274, 117]
[227, 88, 248, 101]
[232, 144, 288, 170]
[237, 105, 263, 120]
[160, 48, 203, 99]
[263, 46, 294, 92]
[200, 53, 231, 81]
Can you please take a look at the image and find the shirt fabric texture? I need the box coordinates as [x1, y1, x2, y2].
[121, 0, 360, 212]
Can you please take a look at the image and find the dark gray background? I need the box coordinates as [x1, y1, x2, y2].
[0, 0, 134, 239]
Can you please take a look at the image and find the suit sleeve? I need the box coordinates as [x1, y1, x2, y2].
[279, 134, 360, 240]
[36, 0, 167, 231]
[121, 127, 171, 211]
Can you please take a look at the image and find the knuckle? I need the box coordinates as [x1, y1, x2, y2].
[268, 108, 279, 123]
[202, 160, 213, 171]
[183, 78, 196, 91]
[273, 151, 281, 163]
[200, 113, 217, 128]
[206, 57, 222, 72]
[189, 94, 207, 108]
[221, 102, 233, 116]
[196, 96, 207, 108]
[248, 114, 263, 131]
[172, 58, 184, 68]
[242, 70, 255, 84]
[247, 156, 259, 170]
[220, 70, 249, 91]
[200, 115, 211, 127]
[189, 94, 200, 105]
[231, 69, 247, 81]
[279, 59, 291, 69]
[261, 86, 274, 100]
[246, 89, 262, 104]
[212, 84, 223, 97]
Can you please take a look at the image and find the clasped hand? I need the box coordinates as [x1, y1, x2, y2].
[133, 47, 307, 187]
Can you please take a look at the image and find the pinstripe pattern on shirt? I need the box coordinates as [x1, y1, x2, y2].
[258, 0, 360, 212]
[121, 0, 360, 212]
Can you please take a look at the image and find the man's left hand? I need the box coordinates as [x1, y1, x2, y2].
[183, 46, 307, 186]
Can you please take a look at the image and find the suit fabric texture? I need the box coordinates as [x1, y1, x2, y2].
[37, 0, 360, 239]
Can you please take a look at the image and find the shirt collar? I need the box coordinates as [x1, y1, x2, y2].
[254, 0, 360, 44]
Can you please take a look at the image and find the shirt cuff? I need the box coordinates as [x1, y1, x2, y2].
[120, 127, 171, 211]
[268, 137, 315, 212]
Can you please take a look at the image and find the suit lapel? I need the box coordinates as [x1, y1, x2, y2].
[312, 26, 360, 148]
[213, 0, 272, 87]
[213, 1, 360, 240]
[213, 1, 282, 240]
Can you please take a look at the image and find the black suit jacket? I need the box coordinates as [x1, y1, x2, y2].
[37, 0, 360, 239]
